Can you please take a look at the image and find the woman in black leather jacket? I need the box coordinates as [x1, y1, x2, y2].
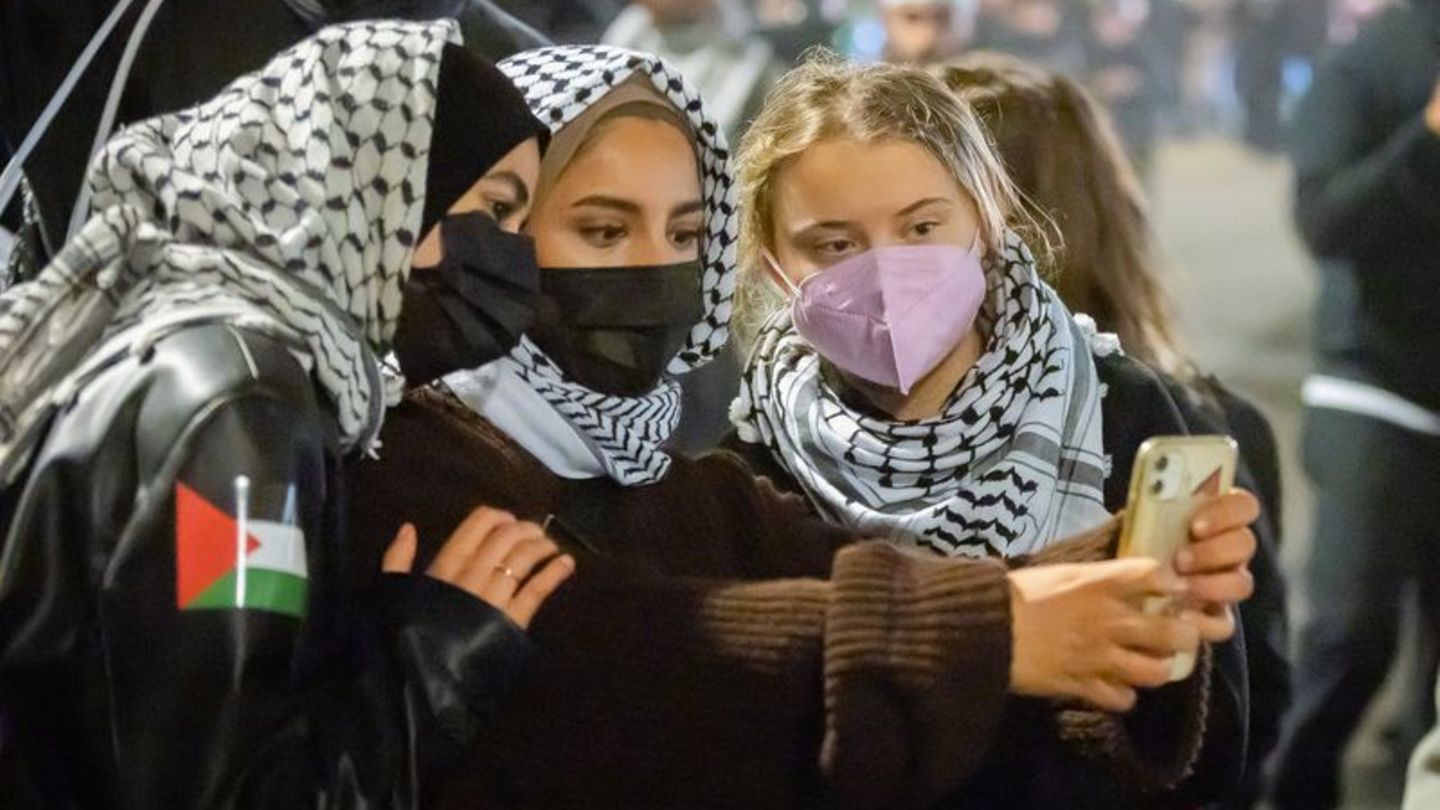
[0, 20, 571, 808]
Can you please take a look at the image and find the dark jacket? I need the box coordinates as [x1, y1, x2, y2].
[0, 323, 530, 808]
[346, 385, 1215, 809]
[1288, 2, 1440, 410]
[1164, 377, 1290, 807]
[0, 0, 545, 275]
[723, 352, 1252, 808]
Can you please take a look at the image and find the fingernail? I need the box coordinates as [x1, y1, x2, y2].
[560, 555, 576, 568]
[1174, 549, 1194, 572]
[1191, 518, 1210, 536]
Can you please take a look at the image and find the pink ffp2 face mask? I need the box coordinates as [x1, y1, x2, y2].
[768, 240, 988, 395]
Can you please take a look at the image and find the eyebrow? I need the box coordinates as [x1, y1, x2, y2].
[670, 199, 703, 218]
[484, 171, 530, 208]
[571, 194, 641, 215]
[896, 197, 953, 217]
[788, 197, 957, 239]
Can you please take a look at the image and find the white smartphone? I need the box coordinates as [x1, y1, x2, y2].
[1118, 435, 1238, 681]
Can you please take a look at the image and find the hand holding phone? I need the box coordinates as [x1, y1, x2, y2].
[1118, 435, 1239, 681]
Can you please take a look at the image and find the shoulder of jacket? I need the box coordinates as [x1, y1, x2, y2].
[144, 324, 320, 414]
[1095, 352, 1186, 435]
[1094, 350, 1165, 394]
[130, 324, 327, 469]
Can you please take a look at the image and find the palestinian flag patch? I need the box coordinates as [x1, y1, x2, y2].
[176, 477, 308, 618]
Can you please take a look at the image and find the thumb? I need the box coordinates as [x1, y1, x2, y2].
[382, 523, 418, 573]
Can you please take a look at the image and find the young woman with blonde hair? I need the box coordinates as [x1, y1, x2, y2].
[724, 53, 1256, 804]
[730, 54, 1190, 561]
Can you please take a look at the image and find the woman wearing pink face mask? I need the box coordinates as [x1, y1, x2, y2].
[730, 53, 1189, 563]
[725, 54, 1260, 804]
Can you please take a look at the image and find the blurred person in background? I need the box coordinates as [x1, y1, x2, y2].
[1175, 0, 1238, 134]
[880, 0, 978, 64]
[0, 0, 546, 293]
[602, 0, 785, 138]
[1085, 0, 1161, 176]
[977, 0, 1087, 74]
[1268, 0, 1440, 806]
[1231, 0, 1287, 151]
[1329, 0, 1396, 42]
[489, 0, 624, 42]
[940, 52, 1291, 807]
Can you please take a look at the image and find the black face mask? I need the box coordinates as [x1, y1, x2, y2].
[392, 211, 540, 386]
[528, 260, 704, 397]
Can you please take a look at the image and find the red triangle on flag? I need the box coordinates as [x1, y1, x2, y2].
[176, 482, 260, 608]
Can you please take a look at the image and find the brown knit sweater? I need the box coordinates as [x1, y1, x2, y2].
[345, 389, 1209, 808]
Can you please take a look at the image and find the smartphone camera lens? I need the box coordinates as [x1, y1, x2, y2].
[1156, 455, 1170, 472]
[1151, 480, 1164, 495]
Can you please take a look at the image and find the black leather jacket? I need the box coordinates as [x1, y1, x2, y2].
[0, 323, 530, 808]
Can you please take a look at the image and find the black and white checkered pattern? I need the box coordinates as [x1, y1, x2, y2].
[0, 20, 456, 461]
[732, 232, 1112, 558]
[477, 45, 738, 486]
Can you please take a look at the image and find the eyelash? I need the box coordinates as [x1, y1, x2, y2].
[581, 225, 626, 244]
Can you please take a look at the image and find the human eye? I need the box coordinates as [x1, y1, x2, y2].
[579, 222, 627, 248]
[814, 238, 857, 258]
[670, 226, 703, 252]
[911, 220, 941, 238]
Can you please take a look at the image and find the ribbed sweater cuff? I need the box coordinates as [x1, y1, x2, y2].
[1056, 643, 1213, 793]
[821, 542, 1013, 808]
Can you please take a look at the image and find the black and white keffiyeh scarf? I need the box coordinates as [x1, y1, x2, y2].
[732, 231, 1112, 558]
[0, 21, 454, 469]
[453, 45, 737, 487]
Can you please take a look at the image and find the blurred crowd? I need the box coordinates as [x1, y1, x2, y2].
[498, 0, 1378, 161]
[0, 0, 1399, 284]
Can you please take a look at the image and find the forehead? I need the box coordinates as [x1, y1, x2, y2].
[547, 116, 701, 204]
[771, 137, 963, 225]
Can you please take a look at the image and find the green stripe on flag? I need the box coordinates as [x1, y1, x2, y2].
[186, 567, 308, 619]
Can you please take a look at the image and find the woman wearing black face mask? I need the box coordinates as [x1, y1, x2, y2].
[0, 22, 572, 809]
[347, 45, 1258, 809]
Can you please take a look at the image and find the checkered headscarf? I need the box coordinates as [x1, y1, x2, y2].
[463, 45, 738, 486]
[0, 21, 459, 473]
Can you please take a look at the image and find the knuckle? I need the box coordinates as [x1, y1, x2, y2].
[1116, 688, 1138, 712]
[1136, 659, 1170, 687]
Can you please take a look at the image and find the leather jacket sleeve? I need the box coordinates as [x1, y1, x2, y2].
[0, 324, 530, 808]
